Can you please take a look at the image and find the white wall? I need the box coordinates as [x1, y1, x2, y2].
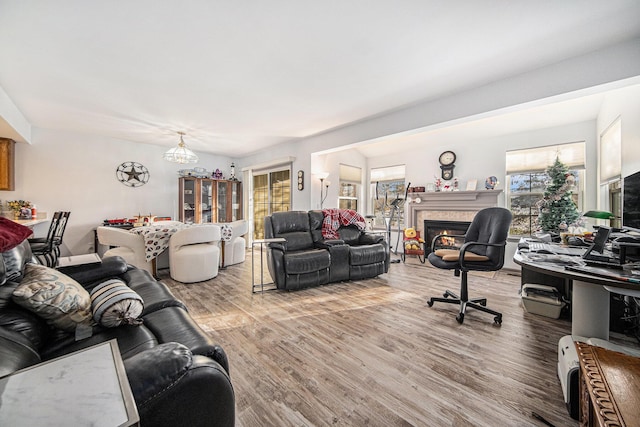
[1, 128, 233, 256]
[597, 84, 640, 180]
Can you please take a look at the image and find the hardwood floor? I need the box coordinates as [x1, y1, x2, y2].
[159, 255, 584, 427]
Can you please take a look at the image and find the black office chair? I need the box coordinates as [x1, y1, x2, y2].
[28, 211, 70, 267]
[426, 207, 512, 325]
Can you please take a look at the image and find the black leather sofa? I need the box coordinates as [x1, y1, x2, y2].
[0, 239, 235, 427]
[264, 210, 389, 290]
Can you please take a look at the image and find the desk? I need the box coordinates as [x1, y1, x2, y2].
[575, 341, 640, 426]
[514, 252, 640, 340]
[0, 340, 139, 426]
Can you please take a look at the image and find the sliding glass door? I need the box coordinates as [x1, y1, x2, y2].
[252, 168, 291, 239]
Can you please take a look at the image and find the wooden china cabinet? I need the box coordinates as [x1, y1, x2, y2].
[178, 177, 242, 224]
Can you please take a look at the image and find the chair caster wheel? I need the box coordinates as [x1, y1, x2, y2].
[456, 313, 464, 324]
[479, 300, 487, 306]
[494, 316, 502, 325]
[427, 300, 434, 307]
[443, 292, 449, 298]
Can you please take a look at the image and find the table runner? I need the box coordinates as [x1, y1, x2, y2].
[129, 223, 190, 261]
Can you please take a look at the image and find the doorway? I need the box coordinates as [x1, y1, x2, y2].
[252, 168, 291, 240]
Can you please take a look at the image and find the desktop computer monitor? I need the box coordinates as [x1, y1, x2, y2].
[582, 226, 618, 265]
[586, 226, 611, 255]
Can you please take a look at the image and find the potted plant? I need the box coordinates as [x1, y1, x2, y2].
[6, 200, 32, 220]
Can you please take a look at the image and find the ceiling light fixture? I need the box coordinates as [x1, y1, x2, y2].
[163, 132, 199, 164]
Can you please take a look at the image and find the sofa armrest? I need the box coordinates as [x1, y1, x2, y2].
[315, 239, 345, 249]
[0, 328, 41, 377]
[359, 233, 384, 245]
[124, 343, 235, 427]
[58, 256, 129, 286]
[267, 242, 286, 251]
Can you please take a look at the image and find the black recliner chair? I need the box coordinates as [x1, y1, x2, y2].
[426, 207, 512, 325]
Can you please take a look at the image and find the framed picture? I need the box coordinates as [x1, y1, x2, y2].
[466, 179, 477, 191]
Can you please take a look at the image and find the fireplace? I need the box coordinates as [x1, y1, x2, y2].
[424, 220, 471, 253]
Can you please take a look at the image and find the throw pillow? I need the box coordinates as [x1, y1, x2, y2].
[0, 217, 33, 252]
[12, 263, 93, 332]
[90, 278, 144, 328]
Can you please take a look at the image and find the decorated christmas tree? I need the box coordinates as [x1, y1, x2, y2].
[537, 157, 580, 233]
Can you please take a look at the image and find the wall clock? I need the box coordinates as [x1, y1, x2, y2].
[438, 150, 456, 180]
[116, 161, 150, 187]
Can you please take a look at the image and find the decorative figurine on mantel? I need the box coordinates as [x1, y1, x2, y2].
[212, 168, 223, 179]
[434, 177, 442, 192]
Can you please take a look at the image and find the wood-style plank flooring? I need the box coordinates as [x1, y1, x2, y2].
[156, 253, 623, 427]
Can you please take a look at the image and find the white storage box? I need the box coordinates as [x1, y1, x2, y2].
[521, 284, 565, 319]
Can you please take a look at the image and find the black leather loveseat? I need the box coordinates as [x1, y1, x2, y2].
[264, 210, 389, 290]
[0, 237, 235, 426]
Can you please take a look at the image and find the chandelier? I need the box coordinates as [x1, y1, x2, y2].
[163, 132, 199, 164]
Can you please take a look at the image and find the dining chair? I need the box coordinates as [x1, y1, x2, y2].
[28, 211, 64, 267]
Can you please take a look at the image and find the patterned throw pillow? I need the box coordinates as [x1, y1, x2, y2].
[12, 263, 92, 332]
[90, 278, 144, 328]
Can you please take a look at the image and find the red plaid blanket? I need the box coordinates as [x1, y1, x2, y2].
[321, 209, 366, 239]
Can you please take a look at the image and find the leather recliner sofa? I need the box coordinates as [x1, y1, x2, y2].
[0, 239, 235, 427]
[264, 210, 389, 290]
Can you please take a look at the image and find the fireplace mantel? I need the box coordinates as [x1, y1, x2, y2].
[407, 189, 503, 228]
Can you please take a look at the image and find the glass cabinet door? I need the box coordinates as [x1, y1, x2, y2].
[217, 181, 228, 222]
[231, 181, 242, 221]
[200, 179, 213, 223]
[181, 178, 197, 223]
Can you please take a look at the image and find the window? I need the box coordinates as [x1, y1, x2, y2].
[369, 165, 406, 229]
[600, 118, 622, 227]
[338, 164, 361, 211]
[506, 142, 585, 236]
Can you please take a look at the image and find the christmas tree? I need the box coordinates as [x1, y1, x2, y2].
[537, 157, 580, 233]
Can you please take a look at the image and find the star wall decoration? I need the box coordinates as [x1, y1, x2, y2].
[116, 161, 150, 187]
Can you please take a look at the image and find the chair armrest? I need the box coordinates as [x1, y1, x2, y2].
[430, 233, 466, 251]
[97, 226, 144, 251]
[459, 241, 506, 270]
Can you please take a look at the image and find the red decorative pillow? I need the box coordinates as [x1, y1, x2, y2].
[0, 217, 33, 252]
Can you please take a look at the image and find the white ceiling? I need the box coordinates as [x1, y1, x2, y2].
[1, 1, 639, 157]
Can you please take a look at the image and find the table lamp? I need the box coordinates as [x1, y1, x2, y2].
[583, 210, 615, 220]
[583, 210, 615, 230]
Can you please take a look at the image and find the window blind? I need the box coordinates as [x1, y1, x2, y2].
[506, 141, 585, 174]
[600, 118, 621, 183]
[370, 165, 405, 181]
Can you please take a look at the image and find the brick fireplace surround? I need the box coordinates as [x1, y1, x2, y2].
[406, 189, 503, 237]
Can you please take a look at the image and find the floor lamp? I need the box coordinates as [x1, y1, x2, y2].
[317, 173, 330, 209]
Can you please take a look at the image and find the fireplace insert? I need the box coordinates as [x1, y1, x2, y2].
[424, 220, 471, 253]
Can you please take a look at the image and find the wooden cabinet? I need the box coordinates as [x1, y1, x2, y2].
[576, 341, 640, 426]
[0, 138, 15, 191]
[178, 177, 242, 224]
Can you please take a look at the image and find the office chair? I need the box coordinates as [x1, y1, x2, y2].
[426, 207, 512, 325]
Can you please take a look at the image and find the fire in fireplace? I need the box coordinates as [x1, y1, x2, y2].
[423, 220, 471, 253]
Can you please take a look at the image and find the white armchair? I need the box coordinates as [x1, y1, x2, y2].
[96, 226, 152, 274]
[169, 225, 221, 283]
[218, 220, 248, 267]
